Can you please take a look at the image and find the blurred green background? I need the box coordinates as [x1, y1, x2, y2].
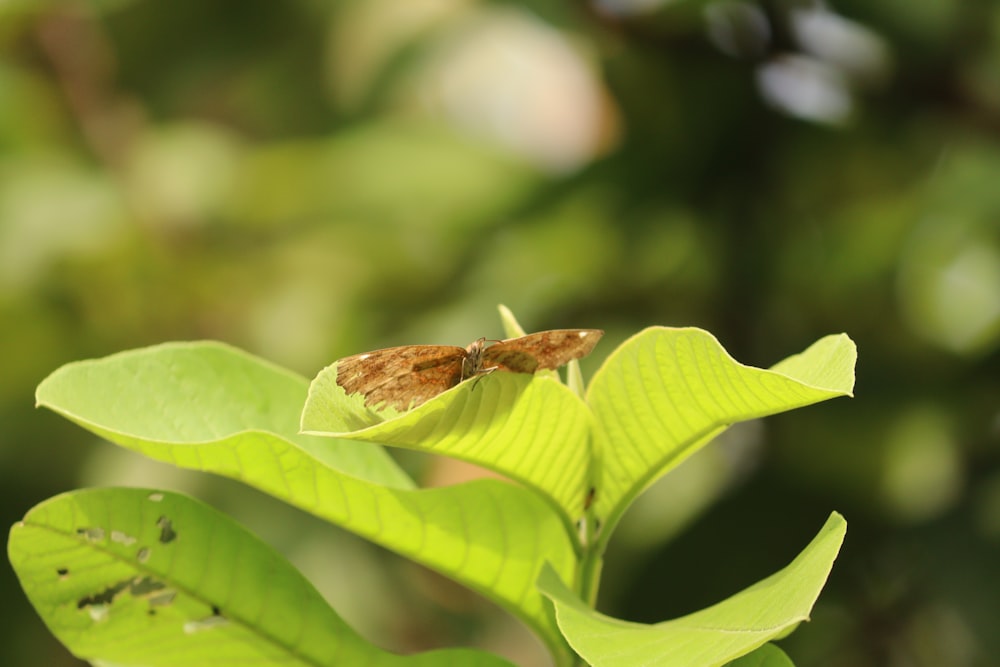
[2, 0, 999, 665]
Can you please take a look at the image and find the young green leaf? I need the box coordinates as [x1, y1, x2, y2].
[302, 368, 593, 521]
[586, 328, 856, 535]
[537, 512, 846, 667]
[8, 487, 515, 667]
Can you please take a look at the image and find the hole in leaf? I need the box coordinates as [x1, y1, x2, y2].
[183, 610, 228, 634]
[76, 527, 105, 542]
[156, 516, 176, 544]
[78, 580, 129, 609]
[129, 577, 167, 597]
[87, 604, 109, 622]
[76, 576, 173, 615]
[111, 530, 137, 546]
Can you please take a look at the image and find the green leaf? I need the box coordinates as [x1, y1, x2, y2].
[586, 328, 856, 534]
[8, 487, 514, 667]
[301, 369, 594, 522]
[35, 342, 578, 659]
[537, 512, 846, 667]
[35, 341, 412, 489]
[726, 643, 795, 667]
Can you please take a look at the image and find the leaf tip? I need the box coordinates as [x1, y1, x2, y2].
[497, 304, 528, 339]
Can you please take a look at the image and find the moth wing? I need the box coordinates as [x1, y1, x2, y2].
[479, 347, 538, 373]
[483, 329, 604, 372]
[335, 345, 466, 410]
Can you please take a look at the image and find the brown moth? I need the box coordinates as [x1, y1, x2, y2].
[335, 329, 604, 411]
